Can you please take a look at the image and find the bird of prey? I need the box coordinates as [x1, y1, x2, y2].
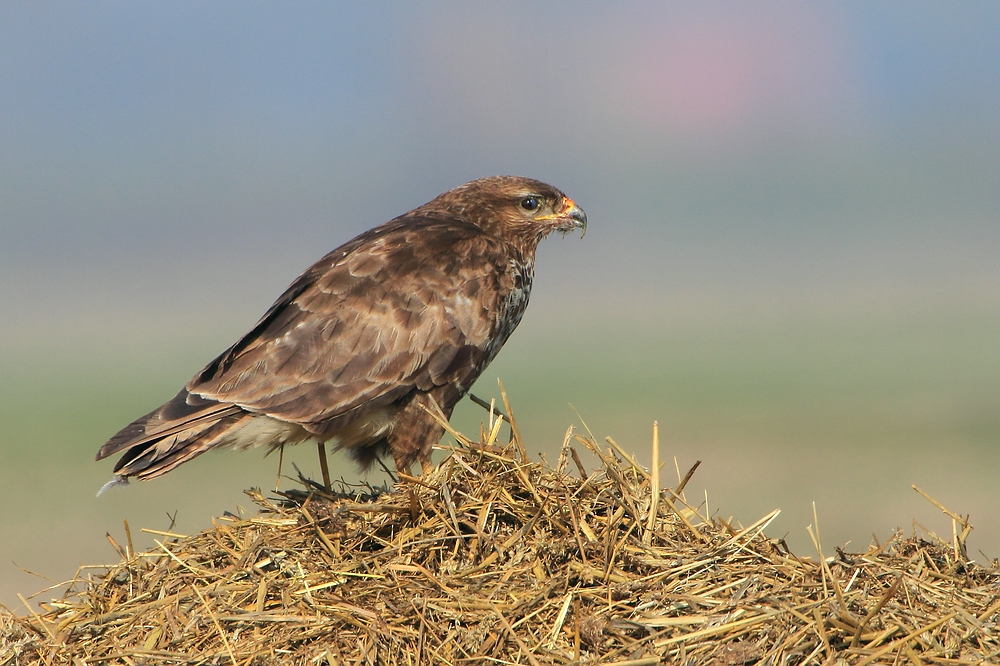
[96, 176, 586, 490]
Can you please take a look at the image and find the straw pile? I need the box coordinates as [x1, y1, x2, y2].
[3, 406, 1000, 665]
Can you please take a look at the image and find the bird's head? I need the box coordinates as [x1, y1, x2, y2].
[422, 176, 587, 253]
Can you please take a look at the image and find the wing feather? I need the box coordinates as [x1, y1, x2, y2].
[188, 217, 510, 429]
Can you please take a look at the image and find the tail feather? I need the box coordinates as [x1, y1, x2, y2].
[114, 412, 250, 480]
[97, 388, 247, 480]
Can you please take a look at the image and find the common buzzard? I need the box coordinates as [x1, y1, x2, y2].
[96, 176, 586, 489]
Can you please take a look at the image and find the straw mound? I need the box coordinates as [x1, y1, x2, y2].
[4, 419, 1000, 665]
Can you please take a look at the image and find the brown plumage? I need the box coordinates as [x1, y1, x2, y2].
[96, 176, 586, 489]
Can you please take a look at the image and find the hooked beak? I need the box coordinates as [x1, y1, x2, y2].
[557, 197, 587, 238]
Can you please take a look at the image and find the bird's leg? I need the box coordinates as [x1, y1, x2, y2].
[316, 441, 332, 493]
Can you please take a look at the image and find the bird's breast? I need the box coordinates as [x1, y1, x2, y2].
[484, 260, 533, 363]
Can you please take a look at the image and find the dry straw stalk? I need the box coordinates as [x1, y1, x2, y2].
[2, 409, 999, 665]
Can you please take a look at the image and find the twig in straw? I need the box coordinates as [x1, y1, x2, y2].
[468, 392, 509, 424]
[317, 442, 332, 493]
[374, 454, 399, 483]
[570, 447, 588, 480]
[105, 533, 125, 560]
[275, 442, 285, 491]
[122, 520, 133, 560]
[674, 460, 702, 497]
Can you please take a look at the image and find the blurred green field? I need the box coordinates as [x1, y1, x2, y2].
[3, 302, 999, 611]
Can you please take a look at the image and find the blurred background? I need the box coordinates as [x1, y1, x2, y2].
[2, 2, 999, 610]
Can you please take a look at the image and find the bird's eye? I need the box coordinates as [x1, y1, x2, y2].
[520, 196, 541, 212]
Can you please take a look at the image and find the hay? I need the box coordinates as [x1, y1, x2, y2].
[3, 408, 1000, 665]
